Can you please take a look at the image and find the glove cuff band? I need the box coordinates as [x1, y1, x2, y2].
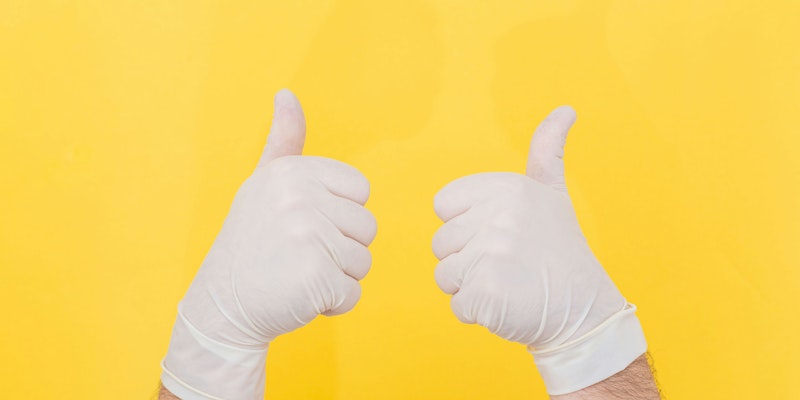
[529, 303, 648, 395]
[161, 311, 268, 400]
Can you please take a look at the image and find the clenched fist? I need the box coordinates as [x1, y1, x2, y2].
[161, 90, 377, 400]
[432, 107, 646, 395]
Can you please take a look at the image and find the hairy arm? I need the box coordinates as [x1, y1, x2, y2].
[551, 354, 661, 400]
[158, 383, 180, 400]
[155, 357, 660, 400]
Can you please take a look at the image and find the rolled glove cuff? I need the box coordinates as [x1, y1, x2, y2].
[528, 303, 648, 395]
[161, 311, 268, 400]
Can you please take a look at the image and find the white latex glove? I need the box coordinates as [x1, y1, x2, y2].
[161, 90, 377, 400]
[432, 106, 647, 395]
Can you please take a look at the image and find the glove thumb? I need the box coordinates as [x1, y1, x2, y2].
[257, 89, 306, 167]
[525, 106, 577, 192]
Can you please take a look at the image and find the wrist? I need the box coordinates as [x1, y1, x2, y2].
[161, 311, 269, 400]
[528, 303, 648, 395]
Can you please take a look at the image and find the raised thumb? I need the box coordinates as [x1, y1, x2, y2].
[257, 89, 306, 167]
[525, 105, 577, 192]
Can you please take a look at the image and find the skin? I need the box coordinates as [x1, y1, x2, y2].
[157, 384, 179, 400]
[158, 354, 660, 399]
[552, 354, 661, 400]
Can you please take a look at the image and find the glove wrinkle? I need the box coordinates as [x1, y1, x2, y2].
[565, 290, 599, 343]
[207, 287, 262, 346]
[539, 289, 571, 347]
[529, 269, 550, 345]
[229, 275, 269, 343]
[493, 295, 509, 336]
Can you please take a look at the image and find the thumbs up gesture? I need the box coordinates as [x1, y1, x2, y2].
[432, 107, 647, 395]
[162, 90, 377, 400]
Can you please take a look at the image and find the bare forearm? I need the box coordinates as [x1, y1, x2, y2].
[550, 354, 661, 400]
[158, 383, 180, 400]
[155, 356, 660, 400]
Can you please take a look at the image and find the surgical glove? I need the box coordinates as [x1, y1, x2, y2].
[161, 90, 377, 400]
[432, 106, 646, 395]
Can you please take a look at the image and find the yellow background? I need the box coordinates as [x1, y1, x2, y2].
[2, 1, 799, 398]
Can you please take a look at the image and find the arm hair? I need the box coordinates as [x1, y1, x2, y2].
[550, 353, 663, 400]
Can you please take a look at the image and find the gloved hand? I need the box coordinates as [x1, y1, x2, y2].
[432, 106, 647, 395]
[161, 90, 377, 400]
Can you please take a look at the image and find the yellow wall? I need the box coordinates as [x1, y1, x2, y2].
[2, 1, 799, 398]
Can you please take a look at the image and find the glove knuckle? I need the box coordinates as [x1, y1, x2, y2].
[482, 230, 517, 258]
[283, 212, 324, 240]
[362, 210, 378, 242]
[472, 276, 505, 300]
[434, 262, 454, 291]
[275, 188, 311, 211]
[267, 155, 303, 176]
